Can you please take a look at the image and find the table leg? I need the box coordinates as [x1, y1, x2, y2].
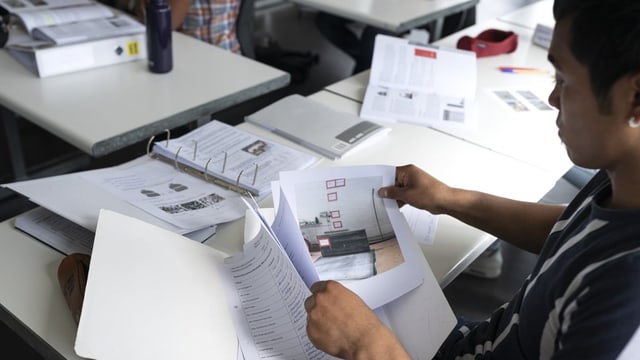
[1, 106, 26, 181]
[431, 17, 444, 41]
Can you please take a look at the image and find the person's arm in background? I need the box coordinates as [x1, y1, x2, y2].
[378, 164, 565, 254]
[132, 0, 192, 30]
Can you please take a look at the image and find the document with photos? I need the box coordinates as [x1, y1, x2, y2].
[76, 164, 446, 360]
[360, 34, 477, 131]
[268, 164, 424, 309]
[81, 156, 248, 233]
[151, 120, 320, 197]
[3, 156, 226, 239]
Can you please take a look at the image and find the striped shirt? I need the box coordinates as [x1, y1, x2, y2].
[179, 0, 240, 53]
[436, 170, 640, 359]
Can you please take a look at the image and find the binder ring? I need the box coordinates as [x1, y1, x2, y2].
[174, 147, 183, 171]
[252, 163, 259, 186]
[146, 135, 156, 158]
[222, 151, 227, 173]
[146, 129, 171, 158]
[235, 170, 244, 186]
[204, 158, 212, 182]
[191, 140, 198, 161]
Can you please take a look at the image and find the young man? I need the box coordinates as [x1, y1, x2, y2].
[304, 0, 640, 358]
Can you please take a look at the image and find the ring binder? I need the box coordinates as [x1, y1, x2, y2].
[146, 120, 319, 197]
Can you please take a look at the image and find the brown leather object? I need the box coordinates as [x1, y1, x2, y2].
[57, 253, 91, 325]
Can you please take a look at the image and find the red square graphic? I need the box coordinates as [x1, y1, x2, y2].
[326, 178, 346, 189]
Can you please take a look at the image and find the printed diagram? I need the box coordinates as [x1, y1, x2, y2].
[295, 175, 405, 281]
[242, 140, 270, 156]
[139, 182, 226, 214]
[492, 89, 553, 112]
[160, 192, 225, 214]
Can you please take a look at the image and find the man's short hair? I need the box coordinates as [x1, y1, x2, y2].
[553, 0, 640, 111]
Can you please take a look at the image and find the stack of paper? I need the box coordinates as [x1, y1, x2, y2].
[74, 164, 457, 359]
[3, 121, 319, 254]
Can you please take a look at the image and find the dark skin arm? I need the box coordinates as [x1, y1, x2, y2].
[305, 280, 411, 360]
[378, 164, 565, 253]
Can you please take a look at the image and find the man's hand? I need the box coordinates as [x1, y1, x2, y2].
[304, 280, 410, 360]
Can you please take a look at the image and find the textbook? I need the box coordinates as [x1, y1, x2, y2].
[0, 0, 144, 44]
[245, 94, 391, 160]
[6, 31, 146, 77]
[75, 165, 456, 359]
[1, 0, 146, 76]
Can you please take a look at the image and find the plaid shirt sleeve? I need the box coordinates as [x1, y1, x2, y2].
[179, 0, 241, 53]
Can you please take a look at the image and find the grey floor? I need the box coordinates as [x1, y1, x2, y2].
[0, 0, 558, 357]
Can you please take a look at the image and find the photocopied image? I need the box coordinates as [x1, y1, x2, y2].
[274, 164, 424, 310]
[294, 175, 404, 281]
[491, 88, 554, 112]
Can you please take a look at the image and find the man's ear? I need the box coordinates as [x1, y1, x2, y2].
[631, 73, 640, 115]
[633, 73, 640, 100]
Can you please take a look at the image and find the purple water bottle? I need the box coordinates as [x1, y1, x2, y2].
[145, 0, 173, 73]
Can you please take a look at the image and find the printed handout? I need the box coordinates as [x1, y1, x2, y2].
[360, 34, 477, 132]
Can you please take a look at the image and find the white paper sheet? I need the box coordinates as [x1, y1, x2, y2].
[361, 34, 477, 132]
[75, 210, 238, 360]
[276, 164, 424, 310]
[81, 156, 247, 232]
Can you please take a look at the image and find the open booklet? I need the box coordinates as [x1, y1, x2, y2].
[0, 0, 144, 45]
[75, 165, 456, 359]
[360, 34, 477, 132]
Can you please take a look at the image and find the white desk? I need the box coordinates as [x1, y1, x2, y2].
[228, 90, 565, 285]
[288, 0, 479, 40]
[0, 90, 565, 359]
[324, 18, 572, 176]
[1, 31, 289, 177]
[498, 0, 553, 30]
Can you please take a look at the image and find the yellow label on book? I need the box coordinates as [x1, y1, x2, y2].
[127, 41, 141, 56]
